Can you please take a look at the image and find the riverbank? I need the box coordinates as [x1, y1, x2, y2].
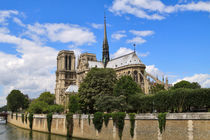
[7, 113, 210, 140]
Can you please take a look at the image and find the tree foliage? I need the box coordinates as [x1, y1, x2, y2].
[79, 68, 117, 113]
[28, 92, 63, 114]
[68, 94, 80, 113]
[7, 90, 29, 112]
[173, 80, 201, 89]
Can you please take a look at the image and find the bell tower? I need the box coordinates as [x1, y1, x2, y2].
[102, 14, 110, 67]
[55, 50, 76, 104]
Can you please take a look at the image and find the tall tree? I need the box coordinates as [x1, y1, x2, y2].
[173, 80, 201, 89]
[113, 75, 142, 103]
[78, 68, 117, 113]
[7, 90, 29, 112]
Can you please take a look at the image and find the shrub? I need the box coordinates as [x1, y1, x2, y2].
[93, 112, 103, 132]
[103, 113, 111, 127]
[129, 113, 135, 138]
[158, 113, 167, 134]
[66, 112, 74, 138]
[47, 113, 53, 133]
[21, 113, 24, 123]
[28, 113, 33, 130]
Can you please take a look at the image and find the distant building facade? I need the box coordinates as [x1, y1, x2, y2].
[55, 16, 169, 105]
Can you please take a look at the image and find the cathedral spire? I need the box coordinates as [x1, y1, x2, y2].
[102, 13, 110, 67]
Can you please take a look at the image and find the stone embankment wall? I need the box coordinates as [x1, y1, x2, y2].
[7, 113, 210, 140]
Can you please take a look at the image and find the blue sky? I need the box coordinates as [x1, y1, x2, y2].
[0, 0, 210, 106]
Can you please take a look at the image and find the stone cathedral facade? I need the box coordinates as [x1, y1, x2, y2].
[55, 17, 169, 106]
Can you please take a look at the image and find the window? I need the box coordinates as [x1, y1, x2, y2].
[65, 55, 67, 70]
[69, 56, 71, 70]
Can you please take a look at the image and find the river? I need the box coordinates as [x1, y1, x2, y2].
[0, 123, 82, 140]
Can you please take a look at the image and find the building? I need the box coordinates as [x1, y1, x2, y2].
[55, 16, 169, 106]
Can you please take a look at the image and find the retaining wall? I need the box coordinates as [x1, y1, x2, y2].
[7, 113, 210, 140]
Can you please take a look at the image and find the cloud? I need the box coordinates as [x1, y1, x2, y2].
[0, 10, 18, 25]
[126, 36, 146, 44]
[146, 65, 165, 79]
[111, 30, 127, 40]
[139, 51, 150, 57]
[24, 23, 96, 46]
[109, 0, 210, 20]
[90, 23, 103, 29]
[129, 30, 154, 37]
[111, 47, 149, 59]
[13, 17, 25, 27]
[173, 74, 210, 88]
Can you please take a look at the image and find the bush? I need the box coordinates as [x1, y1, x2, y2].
[93, 112, 104, 132]
[66, 112, 74, 138]
[47, 113, 53, 133]
[21, 113, 24, 123]
[28, 113, 33, 130]
[129, 113, 135, 138]
[158, 113, 167, 134]
[103, 113, 111, 127]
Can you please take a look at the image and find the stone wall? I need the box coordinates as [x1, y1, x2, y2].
[7, 113, 210, 140]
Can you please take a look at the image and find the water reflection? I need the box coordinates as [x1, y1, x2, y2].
[0, 124, 82, 140]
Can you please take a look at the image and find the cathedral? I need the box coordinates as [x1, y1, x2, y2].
[55, 16, 169, 107]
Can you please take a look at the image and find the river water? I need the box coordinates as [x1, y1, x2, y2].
[0, 124, 82, 140]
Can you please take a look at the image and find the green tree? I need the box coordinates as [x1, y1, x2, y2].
[28, 91, 63, 114]
[113, 75, 142, 112]
[68, 94, 80, 113]
[173, 80, 201, 89]
[114, 76, 142, 102]
[38, 92, 55, 105]
[79, 68, 117, 113]
[0, 105, 7, 112]
[7, 90, 29, 112]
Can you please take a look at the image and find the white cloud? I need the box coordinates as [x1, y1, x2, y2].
[24, 23, 96, 46]
[173, 74, 210, 88]
[13, 17, 25, 27]
[129, 30, 154, 37]
[0, 10, 18, 25]
[111, 47, 133, 58]
[126, 36, 146, 44]
[139, 51, 150, 57]
[90, 23, 103, 29]
[146, 65, 164, 79]
[0, 27, 10, 34]
[111, 30, 127, 40]
[109, 0, 210, 20]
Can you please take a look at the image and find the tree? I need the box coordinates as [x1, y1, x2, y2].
[0, 105, 7, 112]
[7, 90, 29, 112]
[150, 83, 165, 94]
[173, 80, 201, 89]
[114, 75, 142, 103]
[68, 94, 80, 113]
[28, 91, 63, 114]
[38, 92, 55, 105]
[79, 68, 117, 113]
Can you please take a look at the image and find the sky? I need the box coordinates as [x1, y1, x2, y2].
[0, 0, 210, 106]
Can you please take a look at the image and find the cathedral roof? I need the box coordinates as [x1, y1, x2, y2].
[106, 52, 144, 69]
[66, 85, 78, 93]
[88, 61, 104, 68]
